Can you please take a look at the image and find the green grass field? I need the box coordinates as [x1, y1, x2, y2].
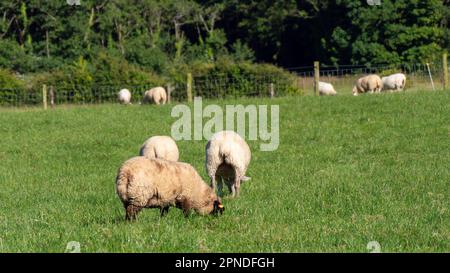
[0, 91, 449, 252]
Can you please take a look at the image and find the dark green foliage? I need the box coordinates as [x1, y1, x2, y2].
[0, 0, 448, 88]
[190, 59, 301, 97]
[0, 69, 27, 106]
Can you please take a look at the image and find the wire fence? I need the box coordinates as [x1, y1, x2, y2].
[290, 62, 448, 95]
[0, 62, 448, 107]
[192, 74, 293, 98]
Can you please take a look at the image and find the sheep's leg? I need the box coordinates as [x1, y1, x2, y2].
[125, 204, 142, 221]
[160, 206, 169, 217]
[230, 178, 238, 198]
[217, 176, 224, 197]
[227, 183, 232, 195]
[234, 176, 241, 198]
[210, 175, 217, 192]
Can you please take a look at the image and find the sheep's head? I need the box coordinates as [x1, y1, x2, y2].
[212, 198, 225, 215]
[195, 192, 224, 216]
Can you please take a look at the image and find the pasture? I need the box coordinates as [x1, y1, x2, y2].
[0, 91, 448, 252]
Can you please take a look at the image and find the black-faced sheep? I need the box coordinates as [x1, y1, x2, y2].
[116, 157, 224, 220]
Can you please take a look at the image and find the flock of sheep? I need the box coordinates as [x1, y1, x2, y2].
[114, 72, 406, 220]
[117, 72, 406, 105]
[118, 86, 168, 105]
[318, 73, 407, 96]
[115, 131, 251, 220]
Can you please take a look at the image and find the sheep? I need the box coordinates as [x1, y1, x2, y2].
[381, 73, 406, 92]
[318, 81, 337, 96]
[139, 136, 179, 162]
[143, 86, 167, 105]
[118, 88, 131, 104]
[116, 156, 224, 220]
[205, 131, 251, 198]
[352, 74, 383, 96]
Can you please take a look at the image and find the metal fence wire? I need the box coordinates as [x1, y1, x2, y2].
[0, 62, 448, 107]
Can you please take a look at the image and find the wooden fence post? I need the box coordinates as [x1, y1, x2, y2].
[42, 84, 47, 110]
[269, 83, 274, 98]
[314, 61, 320, 95]
[443, 52, 448, 90]
[166, 83, 172, 103]
[187, 73, 193, 102]
[49, 86, 55, 108]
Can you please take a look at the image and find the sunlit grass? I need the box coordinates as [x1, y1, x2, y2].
[0, 91, 448, 252]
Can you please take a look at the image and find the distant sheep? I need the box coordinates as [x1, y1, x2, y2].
[382, 73, 406, 92]
[143, 87, 167, 105]
[139, 136, 179, 162]
[116, 157, 224, 220]
[205, 131, 251, 198]
[318, 81, 337, 96]
[352, 75, 382, 96]
[118, 89, 131, 104]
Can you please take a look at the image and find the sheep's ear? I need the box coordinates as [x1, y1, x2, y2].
[241, 176, 251, 182]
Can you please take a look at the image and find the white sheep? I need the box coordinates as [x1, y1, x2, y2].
[205, 131, 251, 198]
[118, 88, 131, 104]
[318, 81, 337, 96]
[139, 136, 179, 162]
[116, 157, 224, 220]
[143, 86, 167, 105]
[381, 73, 406, 92]
[352, 74, 383, 96]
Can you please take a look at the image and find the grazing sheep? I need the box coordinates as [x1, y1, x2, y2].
[139, 136, 179, 162]
[205, 131, 251, 198]
[116, 156, 224, 220]
[318, 81, 337, 96]
[381, 73, 406, 92]
[118, 88, 131, 104]
[352, 75, 382, 96]
[143, 87, 167, 105]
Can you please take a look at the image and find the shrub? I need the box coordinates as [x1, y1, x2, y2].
[0, 68, 28, 106]
[186, 59, 301, 98]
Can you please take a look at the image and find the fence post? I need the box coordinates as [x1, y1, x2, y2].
[42, 84, 48, 110]
[187, 73, 193, 102]
[166, 83, 172, 103]
[314, 61, 320, 95]
[269, 83, 274, 98]
[426, 63, 435, 91]
[49, 86, 55, 108]
[443, 52, 448, 90]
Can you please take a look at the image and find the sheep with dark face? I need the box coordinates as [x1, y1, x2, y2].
[205, 131, 251, 198]
[116, 157, 224, 220]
